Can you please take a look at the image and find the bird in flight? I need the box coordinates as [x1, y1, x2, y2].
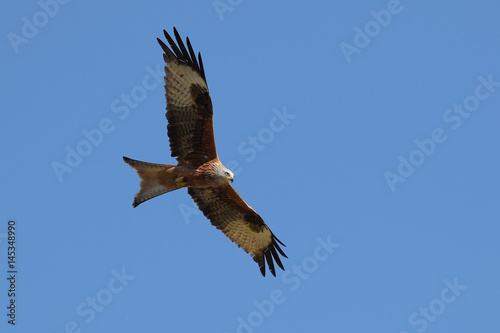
[123, 28, 287, 276]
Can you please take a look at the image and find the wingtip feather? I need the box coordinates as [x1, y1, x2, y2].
[158, 27, 206, 83]
[265, 250, 276, 277]
[270, 247, 285, 271]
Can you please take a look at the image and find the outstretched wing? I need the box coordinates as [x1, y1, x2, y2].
[157, 28, 217, 165]
[188, 183, 287, 276]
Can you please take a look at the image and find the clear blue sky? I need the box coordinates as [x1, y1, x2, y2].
[2, 1, 500, 332]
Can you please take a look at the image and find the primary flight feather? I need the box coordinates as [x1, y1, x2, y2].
[123, 28, 287, 276]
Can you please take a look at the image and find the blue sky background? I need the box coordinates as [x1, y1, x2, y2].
[2, 1, 500, 332]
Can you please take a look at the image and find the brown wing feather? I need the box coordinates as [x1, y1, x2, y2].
[157, 28, 217, 165]
[188, 183, 287, 276]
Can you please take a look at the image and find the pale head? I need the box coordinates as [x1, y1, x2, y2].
[214, 165, 234, 185]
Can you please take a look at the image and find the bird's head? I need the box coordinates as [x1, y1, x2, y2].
[215, 165, 234, 185]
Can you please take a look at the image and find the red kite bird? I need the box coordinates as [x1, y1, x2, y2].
[123, 28, 287, 276]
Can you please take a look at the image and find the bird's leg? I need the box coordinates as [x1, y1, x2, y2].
[175, 176, 187, 187]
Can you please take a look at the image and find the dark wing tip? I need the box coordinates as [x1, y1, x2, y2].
[270, 246, 284, 271]
[273, 234, 288, 258]
[158, 27, 206, 82]
[259, 261, 266, 277]
[259, 234, 287, 277]
[273, 234, 287, 247]
[156, 37, 166, 49]
[265, 250, 276, 277]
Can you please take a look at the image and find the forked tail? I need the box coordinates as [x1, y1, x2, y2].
[123, 156, 180, 207]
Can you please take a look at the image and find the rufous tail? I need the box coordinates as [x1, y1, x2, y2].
[123, 156, 180, 207]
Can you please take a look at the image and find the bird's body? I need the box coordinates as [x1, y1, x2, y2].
[123, 28, 286, 276]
